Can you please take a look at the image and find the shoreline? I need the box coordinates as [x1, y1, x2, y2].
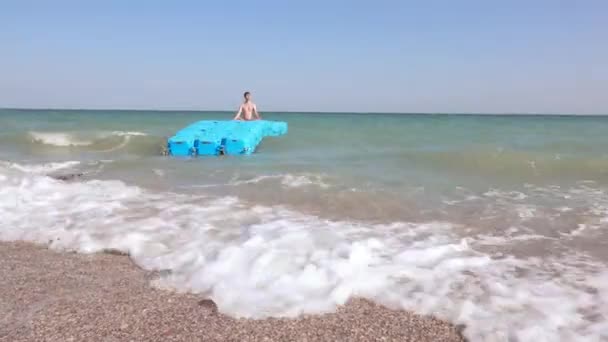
[1, 241, 466, 342]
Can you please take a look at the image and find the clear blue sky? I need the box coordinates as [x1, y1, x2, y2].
[1, 0, 607, 114]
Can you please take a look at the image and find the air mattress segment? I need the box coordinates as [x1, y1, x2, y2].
[167, 134, 196, 156]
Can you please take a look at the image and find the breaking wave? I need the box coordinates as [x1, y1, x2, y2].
[1, 162, 607, 341]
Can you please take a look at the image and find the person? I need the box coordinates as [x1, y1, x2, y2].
[233, 91, 261, 121]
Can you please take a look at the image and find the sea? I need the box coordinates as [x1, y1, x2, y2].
[1, 108, 607, 341]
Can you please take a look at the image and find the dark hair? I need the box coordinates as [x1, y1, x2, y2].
[244, 91, 250, 97]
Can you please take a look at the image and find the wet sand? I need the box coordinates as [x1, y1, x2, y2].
[0, 241, 466, 342]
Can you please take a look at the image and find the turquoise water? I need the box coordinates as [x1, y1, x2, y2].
[1, 109, 608, 340]
[3, 109, 608, 186]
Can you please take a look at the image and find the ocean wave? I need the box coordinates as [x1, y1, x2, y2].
[280, 174, 330, 188]
[1, 164, 607, 341]
[29, 130, 148, 147]
[188, 173, 330, 189]
[110, 131, 148, 137]
[9, 130, 168, 156]
[29, 132, 93, 147]
[235, 173, 330, 188]
[0, 160, 81, 174]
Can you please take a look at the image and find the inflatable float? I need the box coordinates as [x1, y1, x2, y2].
[167, 120, 287, 156]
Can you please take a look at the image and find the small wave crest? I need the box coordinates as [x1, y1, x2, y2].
[29, 132, 93, 147]
[20, 130, 165, 155]
[110, 131, 148, 137]
[29, 131, 148, 148]
[0, 160, 81, 174]
[236, 173, 330, 188]
[189, 173, 330, 189]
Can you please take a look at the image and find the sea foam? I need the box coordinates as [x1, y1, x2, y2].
[0, 162, 607, 341]
[28, 131, 147, 149]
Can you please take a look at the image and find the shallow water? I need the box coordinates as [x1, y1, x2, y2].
[1, 109, 608, 341]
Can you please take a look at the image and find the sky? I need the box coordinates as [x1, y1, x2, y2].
[1, 0, 607, 114]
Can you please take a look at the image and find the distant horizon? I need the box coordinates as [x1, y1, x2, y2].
[2, 106, 607, 117]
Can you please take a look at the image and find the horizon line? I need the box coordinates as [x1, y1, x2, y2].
[1, 106, 607, 117]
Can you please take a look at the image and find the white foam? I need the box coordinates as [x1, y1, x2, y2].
[230, 174, 281, 185]
[0, 160, 81, 174]
[484, 189, 528, 200]
[1, 166, 607, 341]
[28, 131, 147, 148]
[473, 233, 553, 246]
[280, 174, 329, 188]
[515, 205, 537, 220]
[111, 131, 147, 137]
[29, 132, 93, 146]
[567, 224, 587, 237]
[230, 174, 329, 189]
[189, 174, 330, 189]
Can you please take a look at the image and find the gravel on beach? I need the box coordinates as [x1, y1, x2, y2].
[0, 241, 466, 342]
